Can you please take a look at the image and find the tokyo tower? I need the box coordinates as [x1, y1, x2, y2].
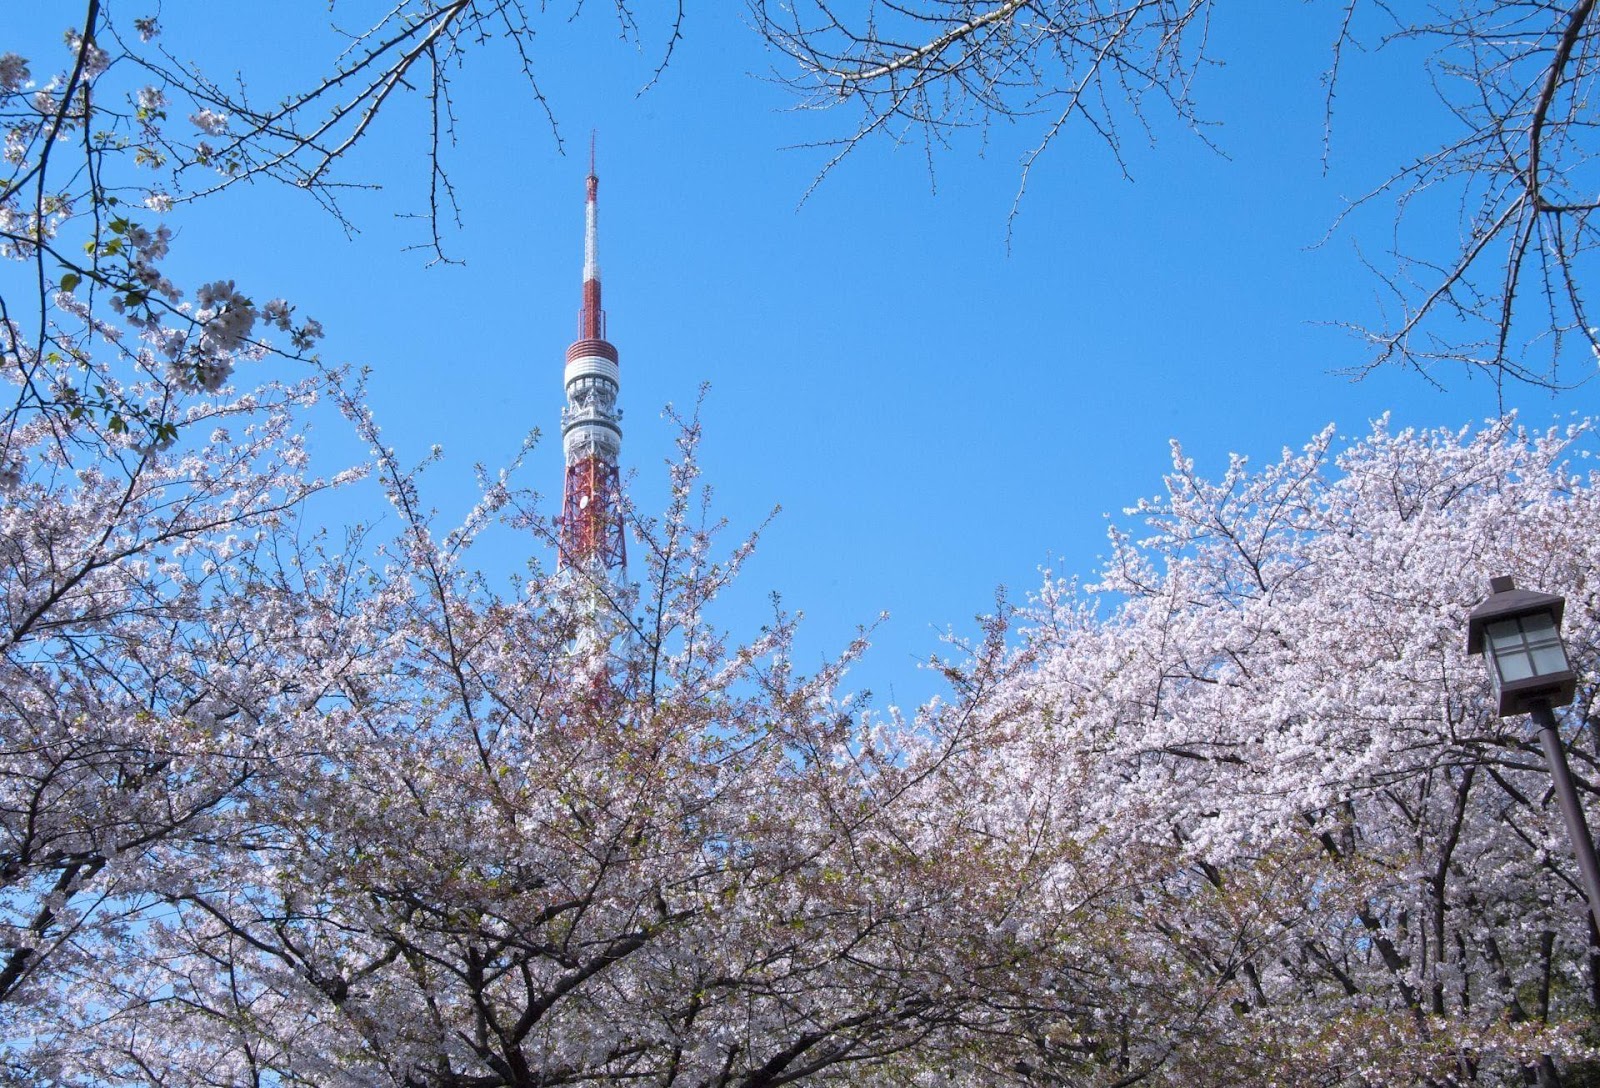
[557, 153, 626, 582]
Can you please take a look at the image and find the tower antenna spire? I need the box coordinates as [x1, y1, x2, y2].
[580, 141, 602, 340]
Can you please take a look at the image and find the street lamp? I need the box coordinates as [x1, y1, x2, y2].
[1467, 574, 1600, 933]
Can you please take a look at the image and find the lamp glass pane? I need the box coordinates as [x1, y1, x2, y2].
[1495, 648, 1536, 682]
[1486, 619, 1526, 652]
[1520, 612, 1559, 640]
[1530, 641, 1571, 675]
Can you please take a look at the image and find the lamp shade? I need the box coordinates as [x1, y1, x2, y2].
[1467, 575, 1577, 716]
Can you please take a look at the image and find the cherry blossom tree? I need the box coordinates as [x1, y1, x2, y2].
[979, 415, 1600, 1085]
[2, 13, 357, 1052]
[1, 397, 1114, 1088]
[0, 351, 368, 1079]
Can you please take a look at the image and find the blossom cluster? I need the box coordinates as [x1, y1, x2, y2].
[2, 27, 324, 439]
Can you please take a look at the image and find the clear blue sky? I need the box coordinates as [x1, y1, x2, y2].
[11, 3, 1594, 706]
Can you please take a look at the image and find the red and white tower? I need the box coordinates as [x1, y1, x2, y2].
[558, 158, 626, 581]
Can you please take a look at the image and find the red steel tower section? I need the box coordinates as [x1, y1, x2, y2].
[558, 162, 626, 577]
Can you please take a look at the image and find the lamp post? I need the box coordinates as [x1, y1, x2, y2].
[1467, 575, 1600, 934]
